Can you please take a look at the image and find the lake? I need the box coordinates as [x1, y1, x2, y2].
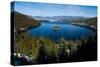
[28, 22, 94, 42]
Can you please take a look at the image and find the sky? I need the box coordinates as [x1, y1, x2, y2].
[12, 1, 97, 17]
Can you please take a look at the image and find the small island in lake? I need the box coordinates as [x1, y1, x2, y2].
[52, 25, 60, 31]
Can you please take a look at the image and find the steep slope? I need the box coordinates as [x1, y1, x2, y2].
[11, 11, 40, 30]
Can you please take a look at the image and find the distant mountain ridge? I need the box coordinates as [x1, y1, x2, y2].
[32, 16, 88, 21]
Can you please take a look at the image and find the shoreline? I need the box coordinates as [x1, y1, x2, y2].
[69, 23, 97, 32]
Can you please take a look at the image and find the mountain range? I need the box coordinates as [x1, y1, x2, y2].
[32, 16, 88, 21]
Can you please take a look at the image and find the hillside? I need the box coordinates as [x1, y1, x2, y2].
[84, 17, 97, 27]
[62, 17, 97, 27]
[11, 11, 40, 31]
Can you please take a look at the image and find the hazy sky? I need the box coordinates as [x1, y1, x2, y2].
[13, 1, 97, 17]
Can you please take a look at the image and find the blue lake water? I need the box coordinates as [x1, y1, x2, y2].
[28, 22, 93, 42]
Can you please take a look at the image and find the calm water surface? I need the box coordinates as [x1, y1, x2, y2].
[28, 22, 93, 41]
